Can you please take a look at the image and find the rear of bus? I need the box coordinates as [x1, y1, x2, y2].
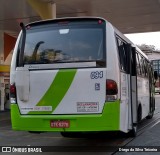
[10, 18, 119, 133]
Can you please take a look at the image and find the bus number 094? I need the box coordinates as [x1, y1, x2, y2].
[90, 71, 103, 79]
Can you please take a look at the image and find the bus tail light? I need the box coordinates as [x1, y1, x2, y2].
[106, 79, 118, 101]
[10, 84, 17, 104]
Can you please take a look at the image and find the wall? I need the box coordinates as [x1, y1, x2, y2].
[0, 31, 4, 110]
[0, 32, 16, 110]
[146, 52, 160, 61]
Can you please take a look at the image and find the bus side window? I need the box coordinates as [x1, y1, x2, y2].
[141, 58, 145, 77]
[143, 60, 148, 77]
[141, 58, 146, 77]
[138, 53, 145, 77]
[136, 52, 141, 76]
[116, 37, 127, 72]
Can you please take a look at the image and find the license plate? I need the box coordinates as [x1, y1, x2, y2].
[50, 120, 70, 128]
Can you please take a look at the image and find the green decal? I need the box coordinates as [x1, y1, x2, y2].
[11, 101, 120, 131]
[28, 69, 76, 114]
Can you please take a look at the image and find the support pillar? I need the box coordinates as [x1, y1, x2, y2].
[27, 0, 56, 20]
[0, 77, 4, 111]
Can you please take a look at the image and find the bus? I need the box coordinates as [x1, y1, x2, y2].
[155, 78, 160, 94]
[151, 60, 160, 94]
[10, 17, 157, 137]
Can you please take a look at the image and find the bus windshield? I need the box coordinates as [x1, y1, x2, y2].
[23, 24, 105, 66]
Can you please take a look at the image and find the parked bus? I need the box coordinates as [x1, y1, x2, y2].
[10, 17, 157, 137]
[155, 78, 160, 94]
[151, 60, 160, 94]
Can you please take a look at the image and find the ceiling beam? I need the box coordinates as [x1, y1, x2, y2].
[27, 0, 56, 19]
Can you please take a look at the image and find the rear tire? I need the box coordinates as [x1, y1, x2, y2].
[146, 98, 155, 119]
[146, 111, 154, 119]
[137, 105, 142, 123]
[128, 125, 137, 137]
[61, 132, 81, 138]
[28, 131, 42, 134]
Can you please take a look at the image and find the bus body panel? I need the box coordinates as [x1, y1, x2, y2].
[106, 25, 131, 133]
[11, 101, 120, 131]
[137, 76, 150, 119]
[119, 72, 130, 133]
[15, 68, 106, 114]
[106, 23, 121, 99]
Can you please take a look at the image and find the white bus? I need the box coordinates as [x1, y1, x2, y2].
[151, 60, 160, 94]
[10, 17, 157, 137]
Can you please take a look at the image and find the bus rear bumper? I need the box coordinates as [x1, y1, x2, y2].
[11, 102, 120, 132]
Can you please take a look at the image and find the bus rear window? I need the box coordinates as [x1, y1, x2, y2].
[23, 24, 105, 66]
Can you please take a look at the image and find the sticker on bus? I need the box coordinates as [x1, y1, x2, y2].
[77, 102, 99, 112]
[21, 106, 52, 111]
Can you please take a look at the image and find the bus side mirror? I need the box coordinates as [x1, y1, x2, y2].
[154, 71, 158, 80]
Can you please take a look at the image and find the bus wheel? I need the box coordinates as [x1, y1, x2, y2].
[28, 131, 42, 134]
[128, 125, 137, 137]
[146, 99, 155, 119]
[61, 132, 80, 138]
[137, 105, 142, 123]
[146, 111, 154, 119]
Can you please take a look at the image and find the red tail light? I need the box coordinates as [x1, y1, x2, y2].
[98, 20, 103, 24]
[10, 84, 16, 97]
[106, 79, 118, 95]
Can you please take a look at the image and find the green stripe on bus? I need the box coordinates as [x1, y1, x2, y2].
[28, 69, 77, 114]
[11, 101, 120, 131]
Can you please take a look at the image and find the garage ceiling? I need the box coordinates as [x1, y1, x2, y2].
[0, 0, 160, 37]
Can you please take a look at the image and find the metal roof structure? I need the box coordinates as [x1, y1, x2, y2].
[0, 0, 160, 37]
